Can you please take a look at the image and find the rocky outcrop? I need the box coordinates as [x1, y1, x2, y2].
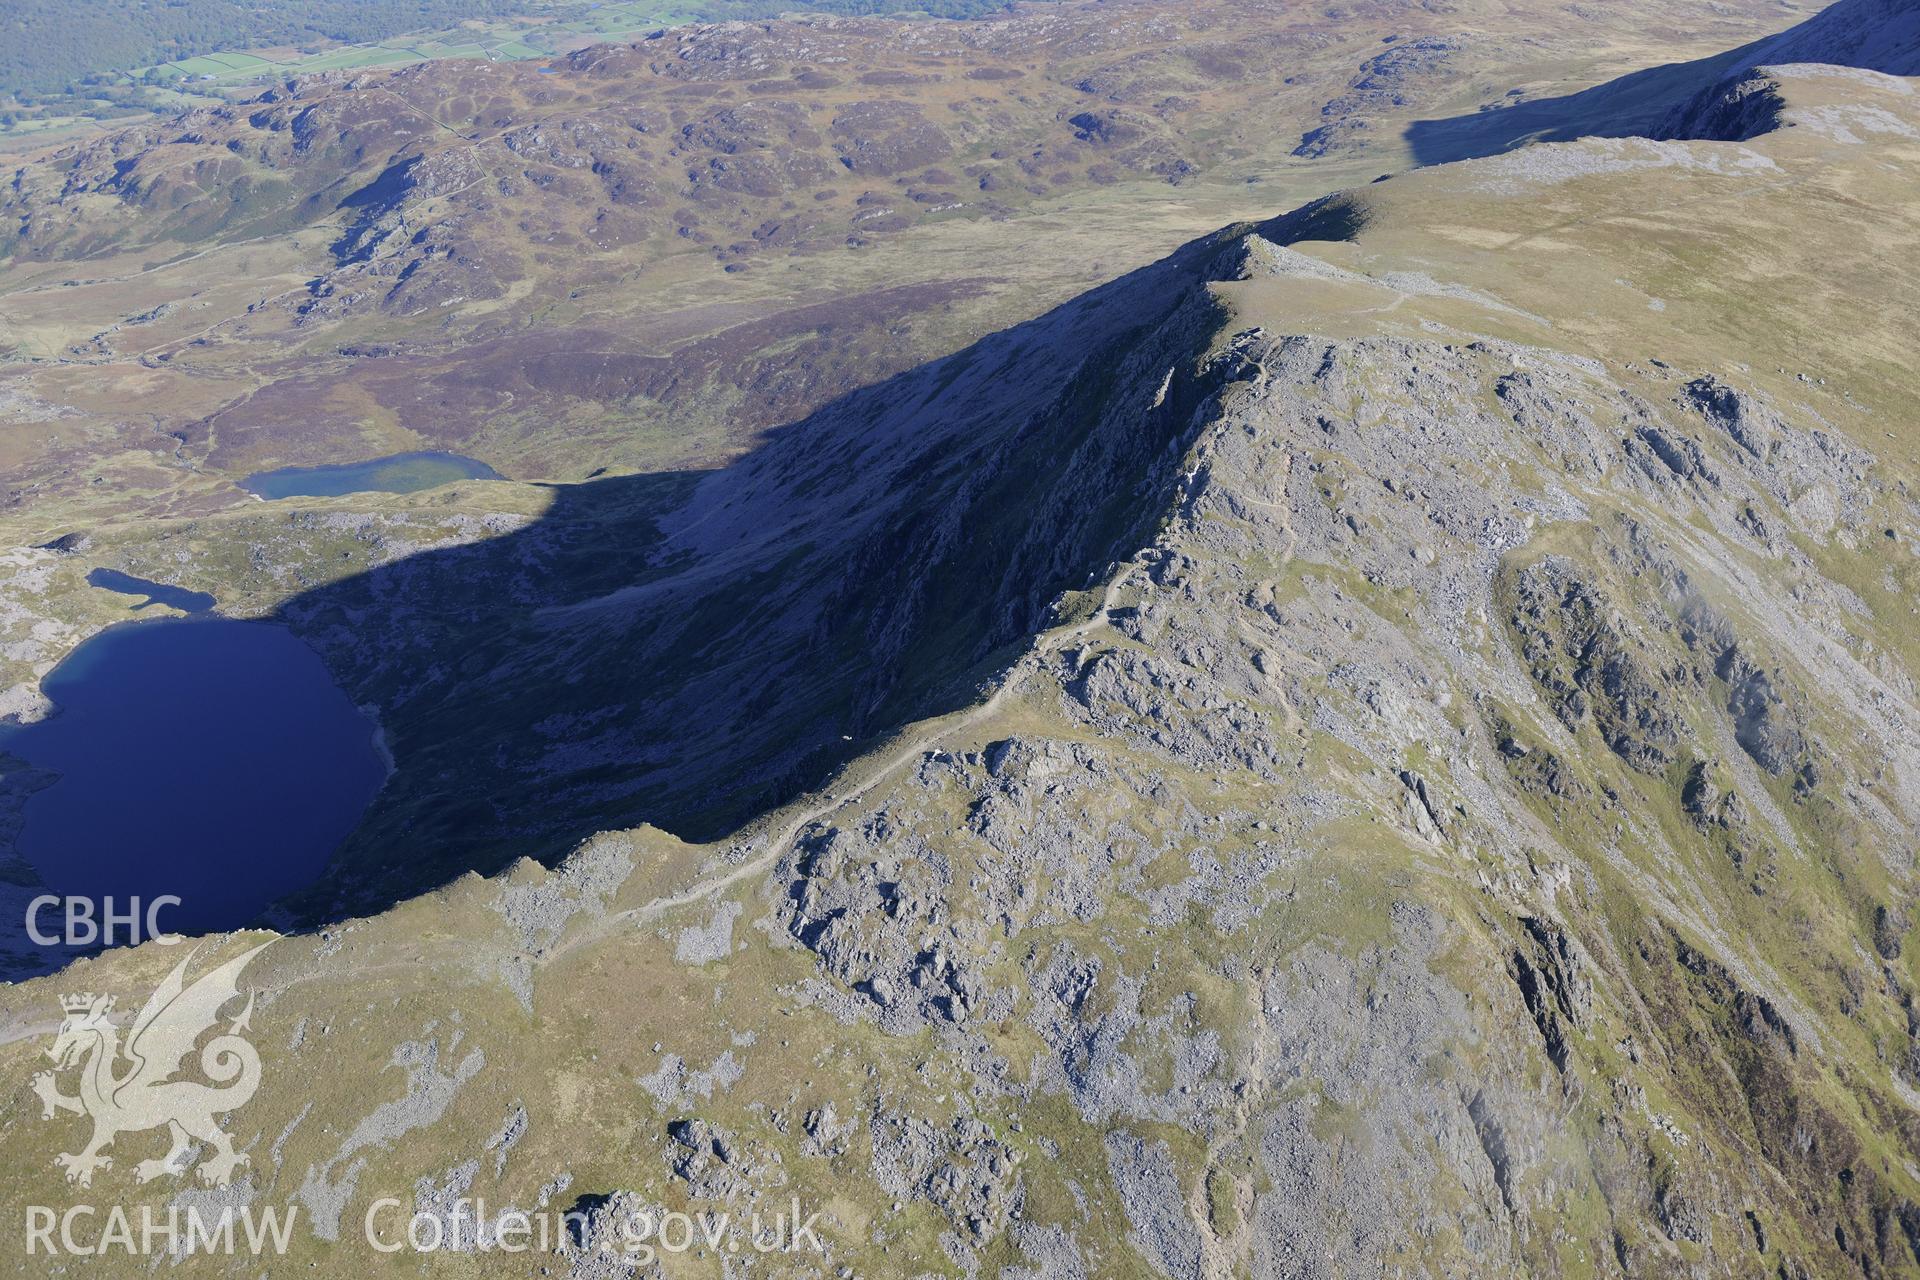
[1507, 558, 1682, 775]
[1295, 36, 1463, 157]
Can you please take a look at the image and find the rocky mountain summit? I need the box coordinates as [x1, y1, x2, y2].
[1, 3, 1918, 1279]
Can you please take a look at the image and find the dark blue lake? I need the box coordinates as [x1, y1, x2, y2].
[86, 567, 216, 614]
[241, 451, 502, 500]
[0, 618, 385, 939]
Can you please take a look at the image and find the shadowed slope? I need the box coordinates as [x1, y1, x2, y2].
[270, 226, 1248, 924]
[1406, 0, 1920, 164]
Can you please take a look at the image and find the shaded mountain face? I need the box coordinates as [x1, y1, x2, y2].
[1407, 0, 1920, 161]
[1745, 0, 1920, 74]
[0, 3, 1918, 1277]
[268, 228, 1238, 921]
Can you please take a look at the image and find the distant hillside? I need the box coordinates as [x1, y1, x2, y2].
[0, 0, 1032, 98]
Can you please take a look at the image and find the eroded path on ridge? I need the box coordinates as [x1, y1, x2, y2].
[547, 570, 1134, 962]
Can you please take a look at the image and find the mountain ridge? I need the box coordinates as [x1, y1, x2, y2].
[0, 3, 1917, 1276]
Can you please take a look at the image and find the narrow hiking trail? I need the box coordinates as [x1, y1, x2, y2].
[546, 570, 1135, 961]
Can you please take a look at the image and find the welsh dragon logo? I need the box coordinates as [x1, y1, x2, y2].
[32, 943, 270, 1189]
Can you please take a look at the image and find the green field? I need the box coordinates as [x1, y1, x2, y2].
[204, 52, 276, 70]
[166, 57, 241, 78]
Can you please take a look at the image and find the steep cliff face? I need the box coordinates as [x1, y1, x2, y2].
[0, 17, 1917, 1280]
[1656, 0, 1920, 139]
[254, 227, 1241, 921]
